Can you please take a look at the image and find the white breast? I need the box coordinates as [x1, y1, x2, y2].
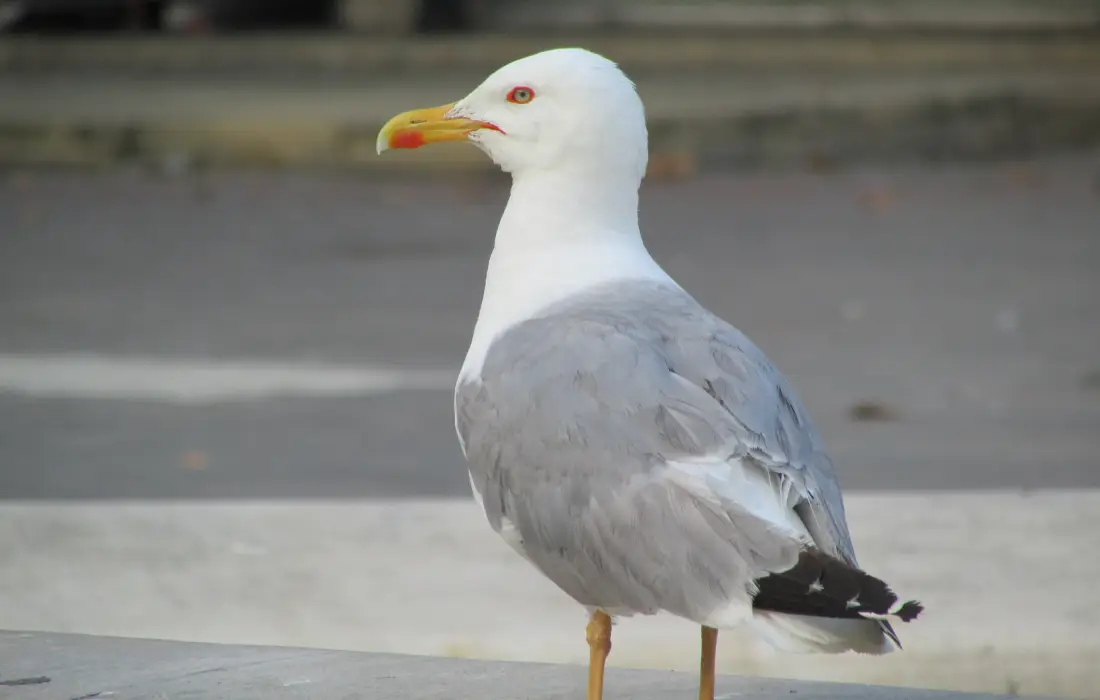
[457, 236, 676, 384]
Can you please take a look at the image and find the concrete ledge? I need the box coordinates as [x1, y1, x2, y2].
[3, 71, 1099, 172]
[0, 631, 1042, 699]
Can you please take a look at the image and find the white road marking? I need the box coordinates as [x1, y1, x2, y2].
[0, 353, 456, 404]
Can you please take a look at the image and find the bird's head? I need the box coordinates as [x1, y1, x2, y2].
[377, 48, 648, 179]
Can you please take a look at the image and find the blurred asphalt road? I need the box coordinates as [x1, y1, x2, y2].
[1, 157, 1098, 499]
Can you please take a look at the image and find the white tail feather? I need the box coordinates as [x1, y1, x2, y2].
[750, 611, 896, 655]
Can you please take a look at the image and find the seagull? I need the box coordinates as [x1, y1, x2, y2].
[377, 47, 923, 700]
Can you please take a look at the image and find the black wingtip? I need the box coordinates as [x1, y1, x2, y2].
[894, 600, 924, 623]
[751, 549, 927, 628]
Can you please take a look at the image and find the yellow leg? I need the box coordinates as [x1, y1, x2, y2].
[586, 610, 613, 700]
[699, 626, 718, 700]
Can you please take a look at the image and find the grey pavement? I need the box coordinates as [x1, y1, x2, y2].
[1, 158, 1099, 498]
[0, 631, 1043, 700]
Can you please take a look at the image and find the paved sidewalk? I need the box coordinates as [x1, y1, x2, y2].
[2, 493, 1098, 698]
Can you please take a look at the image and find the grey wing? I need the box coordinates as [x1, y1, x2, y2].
[664, 318, 859, 564]
[457, 315, 802, 619]
[456, 281, 861, 618]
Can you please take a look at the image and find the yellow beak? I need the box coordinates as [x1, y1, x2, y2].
[375, 102, 500, 154]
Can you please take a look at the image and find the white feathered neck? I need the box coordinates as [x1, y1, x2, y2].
[458, 167, 676, 382]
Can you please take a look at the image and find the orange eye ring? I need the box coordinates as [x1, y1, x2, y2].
[507, 86, 535, 104]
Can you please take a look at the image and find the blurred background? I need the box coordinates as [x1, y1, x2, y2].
[1, 1, 1099, 698]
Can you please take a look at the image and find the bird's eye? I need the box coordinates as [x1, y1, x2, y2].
[507, 86, 535, 104]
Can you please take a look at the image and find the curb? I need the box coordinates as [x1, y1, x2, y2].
[3, 34, 1100, 75]
[3, 90, 1099, 173]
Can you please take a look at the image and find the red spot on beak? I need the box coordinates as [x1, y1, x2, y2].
[391, 130, 425, 149]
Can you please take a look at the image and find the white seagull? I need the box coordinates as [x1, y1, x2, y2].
[377, 47, 923, 700]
